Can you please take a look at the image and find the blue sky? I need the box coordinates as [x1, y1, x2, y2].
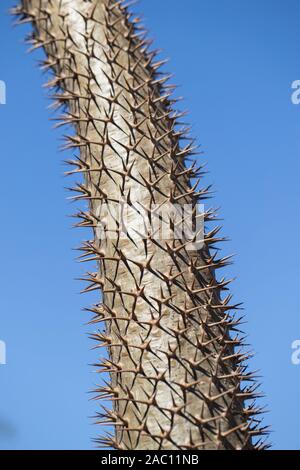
[0, 0, 299, 450]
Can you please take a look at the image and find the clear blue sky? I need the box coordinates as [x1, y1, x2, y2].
[0, 0, 299, 450]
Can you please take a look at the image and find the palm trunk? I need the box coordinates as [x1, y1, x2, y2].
[13, 0, 267, 450]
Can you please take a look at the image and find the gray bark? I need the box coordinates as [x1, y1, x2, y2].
[14, 0, 267, 450]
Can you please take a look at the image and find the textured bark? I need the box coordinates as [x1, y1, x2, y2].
[13, 0, 268, 450]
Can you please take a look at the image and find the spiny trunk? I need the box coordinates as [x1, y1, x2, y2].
[13, 0, 268, 450]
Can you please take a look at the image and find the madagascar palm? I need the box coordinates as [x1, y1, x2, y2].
[13, 0, 268, 450]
